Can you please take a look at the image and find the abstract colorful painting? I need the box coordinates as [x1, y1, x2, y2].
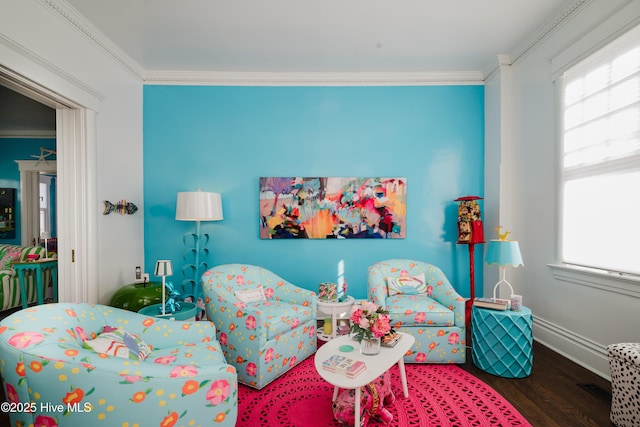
[259, 177, 406, 239]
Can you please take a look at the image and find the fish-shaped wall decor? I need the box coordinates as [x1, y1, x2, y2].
[103, 200, 138, 215]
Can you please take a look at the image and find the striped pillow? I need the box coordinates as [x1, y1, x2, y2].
[386, 273, 427, 296]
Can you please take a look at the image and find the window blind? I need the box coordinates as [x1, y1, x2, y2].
[561, 24, 640, 276]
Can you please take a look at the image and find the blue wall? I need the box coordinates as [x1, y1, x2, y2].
[143, 85, 484, 299]
[0, 138, 56, 245]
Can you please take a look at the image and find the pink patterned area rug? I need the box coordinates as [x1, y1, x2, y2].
[237, 355, 532, 426]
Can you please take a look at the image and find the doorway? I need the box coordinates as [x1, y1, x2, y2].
[15, 160, 57, 248]
[0, 65, 98, 304]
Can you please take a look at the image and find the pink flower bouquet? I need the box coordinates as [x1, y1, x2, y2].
[349, 301, 394, 343]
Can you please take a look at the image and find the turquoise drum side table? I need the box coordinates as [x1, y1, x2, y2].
[471, 305, 533, 378]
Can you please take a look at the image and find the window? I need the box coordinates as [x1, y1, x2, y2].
[39, 179, 50, 237]
[561, 25, 640, 277]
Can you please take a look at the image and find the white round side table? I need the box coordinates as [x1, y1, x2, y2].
[316, 296, 355, 341]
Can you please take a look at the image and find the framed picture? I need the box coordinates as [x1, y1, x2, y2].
[0, 188, 16, 240]
[259, 177, 406, 239]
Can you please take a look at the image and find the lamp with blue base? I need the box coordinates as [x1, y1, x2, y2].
[176, 190, 224, 320]
[485, 227, 524, 301]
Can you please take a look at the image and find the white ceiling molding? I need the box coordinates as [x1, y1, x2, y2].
[482, 0, 591, 80]
[41, 0, 145, 80]
[45, 0, 588, 87]
[0, 36, 103, 108]
[508, 0, 591, 65]
[143, 71, 485, 86]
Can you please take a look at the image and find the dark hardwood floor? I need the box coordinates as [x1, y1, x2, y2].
[461, 341, 614, 427]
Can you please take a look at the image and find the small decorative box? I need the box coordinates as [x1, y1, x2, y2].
[318, 282, 338, 302]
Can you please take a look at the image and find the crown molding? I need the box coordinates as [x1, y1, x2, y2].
[0, 34, 103, 107]
[143, 71, 485, 86]
[43, 1, 483, 86]
[44, 0, 590, 87]
[482, 0, 591, 79]
[40, 0, 145, 80]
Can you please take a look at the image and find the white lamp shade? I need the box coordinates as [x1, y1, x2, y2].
[176, 191, 223, 221]
[485, 240, 524, 267]
[154, 260, 173, 277]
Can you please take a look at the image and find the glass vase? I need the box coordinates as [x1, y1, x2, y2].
[360, 337, 381, 356]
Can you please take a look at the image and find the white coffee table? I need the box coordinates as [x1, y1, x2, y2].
[314, 332, 415, 427]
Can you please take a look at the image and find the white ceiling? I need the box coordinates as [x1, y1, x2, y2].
[65, 0, 576, 74]
[1, 0, 579, 135]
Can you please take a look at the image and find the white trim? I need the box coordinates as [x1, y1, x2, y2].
[143, 71, 485, 86]
[533, 314, 611, 380]
[550, 0, 639, 81]
[39, 0, 144, 81]
[15, 160, 57, 173]
[554, 76, 565, 266]
[511, 0, 592, 65]
[0, 35, 103, 108]
[56, 108, 98, 304]
[498, 58, 514, 235]
[548, 263, 640, 298]
[482, 0, 592, 79]
[42, 0, 589, 87]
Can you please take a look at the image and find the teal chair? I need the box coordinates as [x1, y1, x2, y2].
[202, 264, 317, 389]
[0, 303, 237, 427]
[368, 259, 466, 363]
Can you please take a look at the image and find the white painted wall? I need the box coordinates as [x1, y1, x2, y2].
[494, 0, 640, 379]
[0, 0, 144, 303]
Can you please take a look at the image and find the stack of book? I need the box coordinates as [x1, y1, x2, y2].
[321, 354, 366, 378]
[473, 297, 509, 310]
[381, 333, 402, 347]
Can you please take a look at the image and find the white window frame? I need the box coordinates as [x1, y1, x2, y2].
[550, 24, 640, 297]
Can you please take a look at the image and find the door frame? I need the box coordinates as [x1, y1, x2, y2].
[1, 66, 98, 304]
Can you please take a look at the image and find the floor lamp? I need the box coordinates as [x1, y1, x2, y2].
[176, 190, 223, 318]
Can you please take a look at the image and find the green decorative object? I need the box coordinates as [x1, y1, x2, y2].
[110, 282, 163, 312]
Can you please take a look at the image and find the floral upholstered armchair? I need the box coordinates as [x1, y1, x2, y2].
[202, 264, 317, 389]
[368, 259, 466, 363]
[0, 303, 237, 427]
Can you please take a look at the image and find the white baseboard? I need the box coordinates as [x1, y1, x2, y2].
[532, 314, 611, 381]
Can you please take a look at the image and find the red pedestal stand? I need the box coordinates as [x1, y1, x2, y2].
[464, 243, 477, 329]
[454, 195, 485, 340]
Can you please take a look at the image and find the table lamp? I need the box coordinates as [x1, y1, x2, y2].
[485, 227, 524, 300]
[176, 190, 223, 317]
[154, 260, 173, 316]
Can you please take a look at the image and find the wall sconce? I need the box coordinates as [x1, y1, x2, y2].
[176, 190, 223, 319]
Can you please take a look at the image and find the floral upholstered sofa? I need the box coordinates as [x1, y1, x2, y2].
[0, 244, 49, 311]
[368, 259, 466, 363]
[202, 264, 317, 389]
[0, 303, 237, 427]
